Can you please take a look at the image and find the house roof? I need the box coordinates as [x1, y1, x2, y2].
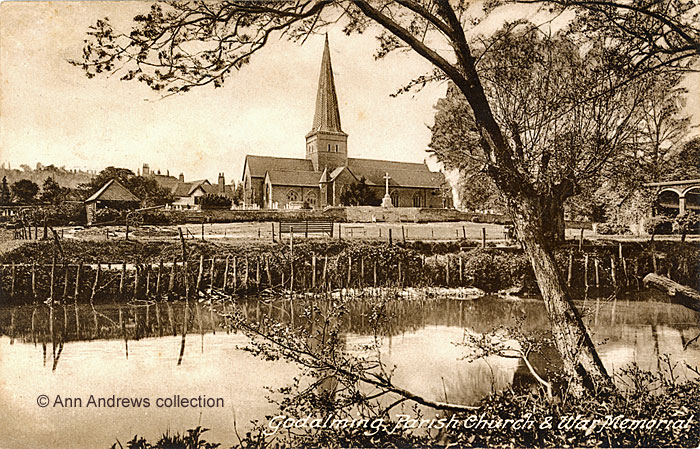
[150, 173, 180, 191]
[85, 179, 140, 203]
[244, 155, 314, 179]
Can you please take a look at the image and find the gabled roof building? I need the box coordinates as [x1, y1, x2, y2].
[85, 179, 141, 224]
[242, 36, 451, 210]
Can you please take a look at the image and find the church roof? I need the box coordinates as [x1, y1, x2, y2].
[246, 156, 445, 189]
[266, 170, 321, 187]
[244, 155, 314, 179]
[308, 35, 345, 136]
[85, 179, 140, 203]
[347, 158, 445, 189]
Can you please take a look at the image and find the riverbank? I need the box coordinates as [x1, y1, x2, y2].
[0, 238, 697, 304]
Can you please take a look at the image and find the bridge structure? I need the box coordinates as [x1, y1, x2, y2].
[643, 179, 700, 216]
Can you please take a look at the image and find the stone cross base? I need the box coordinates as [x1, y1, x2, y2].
[381, 194, 394, 208]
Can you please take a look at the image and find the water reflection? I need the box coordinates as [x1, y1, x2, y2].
[0, 296, 698, 449]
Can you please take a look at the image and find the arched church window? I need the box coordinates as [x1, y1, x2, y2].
[413, 192, 423, 207]
[335, 144, 339, 153]
[287, 190, 299, 203]
[306, 192, 317, 208]
[390, 191, 399, 207]
[327, 144, 331, 152]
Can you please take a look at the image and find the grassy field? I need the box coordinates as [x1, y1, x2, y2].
[51, 220, 600, 244]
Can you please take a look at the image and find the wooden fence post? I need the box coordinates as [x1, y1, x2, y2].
[120, 262, 126, 296]
[389, 228, 393, 246]
[223, 256, 230, 290]
[611, 256, 617, 288]
[579, 228, 584, 251]
[32, 262, 37, 299]
[134, 265, 140, 298]
[312, 254, 317, 289]
[196, 255, 204, 291]
[90, 262, 100, 304]
[265, 256, 272, 288]
[481, 228, 486, 249]
[373, 260, 377, 287]
[10, 262, 15, 298]
[74, 261, 82, 301]
[49, 255, 56, 304]
[184, 260, 190, 298]
[62, 262, 69, 301]
[323, 255, 328, 290]
[146, 266, 151, 297]
[210, 257, 216, 291]
[271, 222, 275, 242]
[244, 256, 250, 290]
[402, 226, 406, 244]
[168, 257, 176, 292]
[360, 257, 365, 288]
[459, 256, 463, 284]
[233, 256, 238, 290]
[256, 257, 260, 290]
[156, 260, 163, 295]
[347, 256, 352, 287]
[445, 256, 450, 286]
[567, 251, 573, 287]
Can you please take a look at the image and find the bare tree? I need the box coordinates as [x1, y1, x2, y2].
[71, 0, 698, 394]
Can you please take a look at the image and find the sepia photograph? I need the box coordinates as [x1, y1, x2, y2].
[0, 1, 699, 448]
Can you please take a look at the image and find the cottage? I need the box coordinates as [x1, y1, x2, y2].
[85, 179, 140, 225]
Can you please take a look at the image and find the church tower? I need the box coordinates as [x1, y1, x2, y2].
[305, 35, 348, 172]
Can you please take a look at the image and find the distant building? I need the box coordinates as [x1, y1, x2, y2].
[644, 179, 700, 216]
[242, 36, 450, 210]
[143, 164, 235, 210]
[85, 179, 140, 225]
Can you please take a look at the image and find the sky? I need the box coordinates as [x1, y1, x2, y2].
[0, 1, 698, 185]
[0, 1, 446, 184]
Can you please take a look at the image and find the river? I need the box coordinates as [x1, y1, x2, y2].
[0, 294, 698, 449]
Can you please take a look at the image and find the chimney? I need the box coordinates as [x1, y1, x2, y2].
[179, 173, 184, 182]
[142, 163, 150, 176]
[218, 172, 225, 193]
[167, 169, 170, 176]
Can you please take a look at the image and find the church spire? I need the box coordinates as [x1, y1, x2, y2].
[311, 35, 343, 133]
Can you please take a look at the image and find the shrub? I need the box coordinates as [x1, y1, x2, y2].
[644, 215, 674, 235]
[199, 194, 232, 210]
[462, 248, 532, 292]
[140, 210, 172, 225]
[94, 207, 122, 224]
[674, 212, 700, 236]
[596, 222, 631, 235]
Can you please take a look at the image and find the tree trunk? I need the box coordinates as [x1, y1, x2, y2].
[540, 195, 566, 244]
[511, 195, 611, 395]
[644, 273, 700, 312]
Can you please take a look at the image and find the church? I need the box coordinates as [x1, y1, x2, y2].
[242, 36, 450, 210]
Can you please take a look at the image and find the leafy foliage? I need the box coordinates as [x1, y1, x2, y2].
[39, 176, 69, 205]
[199, 194, 232, 210]
[78, 166, 173, 206]
[10, 179, 39, 204]
[0, 176, 10, 205]
[339, 177, 381, 206]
